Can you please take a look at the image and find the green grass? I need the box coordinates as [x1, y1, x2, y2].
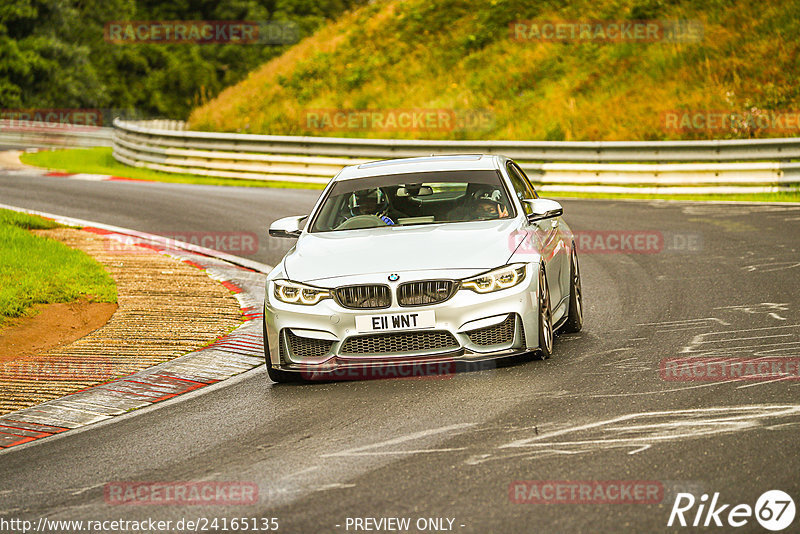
[0, 209, 117, 326]
[20, 148, 326, 190]
[0, 210, 62, 231]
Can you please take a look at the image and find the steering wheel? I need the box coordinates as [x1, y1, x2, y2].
[334, 215, 390, 230]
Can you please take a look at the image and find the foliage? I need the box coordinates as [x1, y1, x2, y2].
[0, 0, 366, 118]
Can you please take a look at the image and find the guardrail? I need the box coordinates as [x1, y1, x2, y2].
[0, 120, 113, 148]
[111, 119, 799, 194]
[4, 118, 794, 194]
[113, 119, 800, 162]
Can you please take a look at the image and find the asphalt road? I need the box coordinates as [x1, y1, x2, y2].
[2, 170, 800, 533]
[0, 173, 315, 266]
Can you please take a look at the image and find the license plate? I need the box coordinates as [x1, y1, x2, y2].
[355, 310, 436, 333]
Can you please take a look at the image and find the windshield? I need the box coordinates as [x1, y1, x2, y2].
[310, 170, 514, 232]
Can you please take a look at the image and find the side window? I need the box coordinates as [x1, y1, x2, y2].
[506, 162, 537, 214]
[512, 163, 539, 199]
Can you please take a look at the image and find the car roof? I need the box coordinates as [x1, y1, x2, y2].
[335, 154, 506, 181]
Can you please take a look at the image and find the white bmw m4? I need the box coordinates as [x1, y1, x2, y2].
[263, 154, 583, 382]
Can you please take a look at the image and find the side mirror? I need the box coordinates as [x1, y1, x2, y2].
[523, 199, 563, 222]
[269, 215, 307, 238]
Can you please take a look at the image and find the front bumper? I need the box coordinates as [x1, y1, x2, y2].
[263, 268, 542, 377]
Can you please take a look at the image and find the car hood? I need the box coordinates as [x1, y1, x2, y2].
[284, 219, 523, 283]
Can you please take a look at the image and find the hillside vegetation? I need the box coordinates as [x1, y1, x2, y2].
[188, 0, 800, 140]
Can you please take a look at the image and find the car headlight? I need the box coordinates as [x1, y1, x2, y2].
[460, 264, 527, 294]
[273, 280, 331, 305]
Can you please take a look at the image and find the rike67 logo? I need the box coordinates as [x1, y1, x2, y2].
[668, 490, 795, 531]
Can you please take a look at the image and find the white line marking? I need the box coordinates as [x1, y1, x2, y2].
[691, 324, 798, 336]
[656, 326, 719, 333]
[588, 382, 723, 397]
[714, 303, 790, 321]
[285, 466, 320, 478]
[465, 406, 800, 464]
[499, 405, 800, 449]
[314, 483, 356, 491]
[736, 377, 794, 389]
[637, 318, 730, 327]
[744, 262, 800, 273]
[326, 448, 468, 456]
[693, 334, 793, 344]
[322, 423, 476, 458]
[70, 482, 105, 496]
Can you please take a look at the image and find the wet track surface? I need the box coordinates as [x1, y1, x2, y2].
[1, 172, 800, 532]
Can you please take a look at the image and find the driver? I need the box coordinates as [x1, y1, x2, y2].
[474, 197, 509, 220]
[448, 186, 510, 221]
[348, 188, 396, 225]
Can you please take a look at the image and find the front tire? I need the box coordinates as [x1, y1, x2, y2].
[263, 318, 303, 383]
[561, 244, 583, 334]
[535, 265, 554, 360]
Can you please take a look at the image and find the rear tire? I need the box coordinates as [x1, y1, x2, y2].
[263, 318, 303, 384]
[535, 264, 554, 360]
[561, 244, 583, 334]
